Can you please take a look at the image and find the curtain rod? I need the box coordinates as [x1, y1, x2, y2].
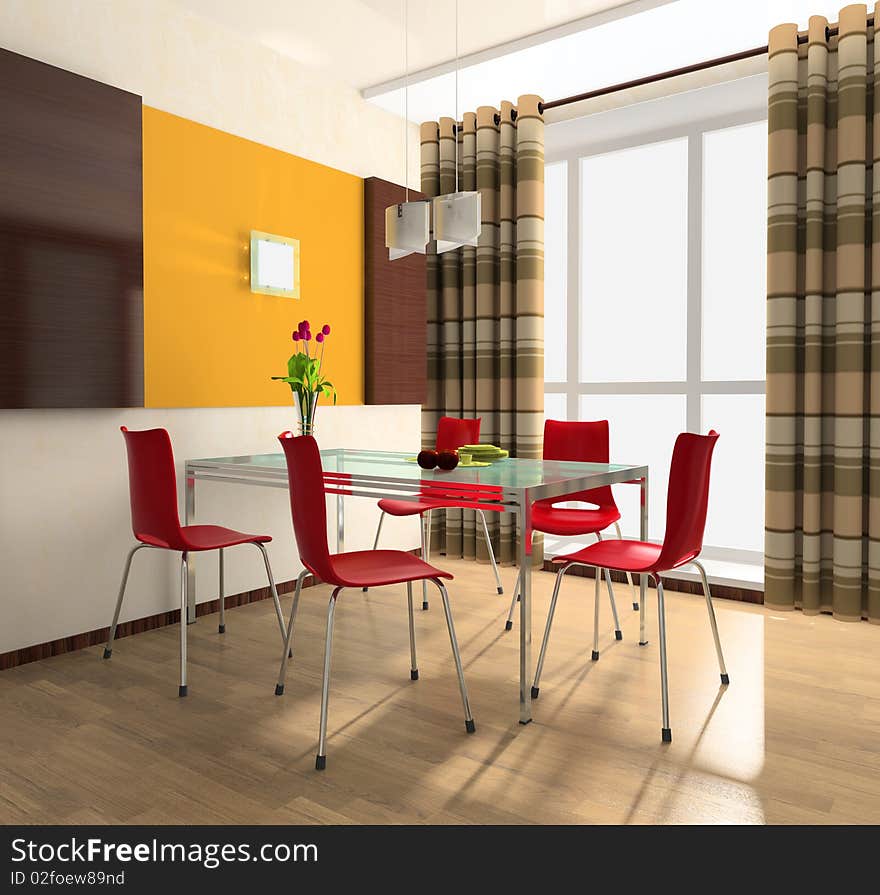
[533, 17, 871, 116]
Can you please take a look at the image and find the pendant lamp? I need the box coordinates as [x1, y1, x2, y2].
[385, 0, 429, 260]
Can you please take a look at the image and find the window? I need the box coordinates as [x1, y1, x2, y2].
[545, 99, 767, 564]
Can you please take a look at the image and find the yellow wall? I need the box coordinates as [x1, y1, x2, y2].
[143, 107, 364, 408]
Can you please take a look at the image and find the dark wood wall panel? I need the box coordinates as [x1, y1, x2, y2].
[0, 48, 143, 408]
[364, 177, 426, 405]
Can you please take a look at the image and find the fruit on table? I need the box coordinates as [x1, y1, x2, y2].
[417, 449, 438, 470]
[436, 449, 460, 470]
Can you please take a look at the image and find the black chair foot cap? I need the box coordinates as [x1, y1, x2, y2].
[274, 683, 284, 696]
[516, 593, 521, 602]
[288, 648, 293, 658]
[178, 685, 188, 697]
[362, 587, 368, 592]
[422, 601, 429, 611]
[465, 719, 476, 734]
[410, 669, 419, 681]
[315, 755, 326, 771]
[661, 727, 672, 743]
[530, 686, 540, 699]
[639, 640, 649, 646]
[504, 620, 513, 631]
[218, 624, 225, 634]
[615, 630, 623, 641]
[497, 586, 504, 595]
[591, 649, 600, 661]
[720, 673, 730, 685]
[632, 602, 640, 611]
[102, 647, 112, 660]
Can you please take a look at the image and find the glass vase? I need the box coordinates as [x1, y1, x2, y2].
[294, 391, 318, 437]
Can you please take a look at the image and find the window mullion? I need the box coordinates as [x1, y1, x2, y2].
[686, 129, 703, 434]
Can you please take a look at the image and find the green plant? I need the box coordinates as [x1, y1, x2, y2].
[271, 320, 336, 434]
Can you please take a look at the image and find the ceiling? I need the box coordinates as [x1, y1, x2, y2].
[171, 0, 645, 91]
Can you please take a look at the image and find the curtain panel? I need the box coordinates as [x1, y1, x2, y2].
[766, 3, 880, 622]
[420, 95, 544, 565]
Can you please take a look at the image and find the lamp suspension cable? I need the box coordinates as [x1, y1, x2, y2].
[454, 0, 459, 194]
[404, 0, 409, 201]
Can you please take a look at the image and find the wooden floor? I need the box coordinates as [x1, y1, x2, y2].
[2, 559, 879, 825]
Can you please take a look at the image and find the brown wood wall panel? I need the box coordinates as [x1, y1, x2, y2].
[364, 177, 426, 405]
[0, 47, 144, 408]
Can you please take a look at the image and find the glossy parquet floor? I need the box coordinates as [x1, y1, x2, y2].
[1, 558, 878, 824]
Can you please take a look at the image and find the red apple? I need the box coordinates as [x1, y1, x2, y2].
[436, 449, 459, 470]
[417, 449, 438, 470]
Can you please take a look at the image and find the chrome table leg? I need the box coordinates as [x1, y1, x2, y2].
[639, 474, 649, 645]
[518, 499, 533, 724]
[185, 469, 197, 624]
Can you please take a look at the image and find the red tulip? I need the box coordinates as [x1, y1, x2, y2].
[302, 320, 310, 329]
[316, 332, 324, 343]
[292, 331, 300, 341]
[322, 324, 331, 335]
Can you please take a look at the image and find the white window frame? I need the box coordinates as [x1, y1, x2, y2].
[546, 106, 767, 566]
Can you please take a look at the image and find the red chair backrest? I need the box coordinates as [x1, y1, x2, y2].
[543, 419, 618, 511]
[435, 416, 481, 452]
[655, 431, 719, 571]
[278, 433, 336, 583]
[120, 427, 185, 550]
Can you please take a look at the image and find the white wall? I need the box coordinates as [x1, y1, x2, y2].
[0, 0, 422, 653]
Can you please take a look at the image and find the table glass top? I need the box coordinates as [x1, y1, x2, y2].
[188, 448, 645, 492]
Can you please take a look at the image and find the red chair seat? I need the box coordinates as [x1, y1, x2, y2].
[330, 549, 453, 588]
[531, 501, 621, 536]
[378, 498, 442, 517]
[554, 538, 666, 574]
[136, 524, 272, 552]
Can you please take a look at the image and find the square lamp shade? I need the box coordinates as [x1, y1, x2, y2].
[385, 201, 430, 260]
[432, 191, 482, 254]
[250, 230, 300, 298]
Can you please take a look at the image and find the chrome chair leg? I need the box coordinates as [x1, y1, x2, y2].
[420, 511, 431, 611]
[315, 588, 340, 770]
[372, 510, 386, 550]
[274, 569, 308, 695]
[363, 511, 386, 592]
[433, 579, 475, 733]
[655, 575, 671, 742]
[407, 582, 418, 680]
[255, 542, 288, 649]
[591, 568, 601, 661]
[639, 573, 648, 646]
[477, 509, 504, 594]
[613, 521, 639, 610]
[504, 568, 521, 631]
[693, 560, 729, 685]
[103, 544, 148, 659]
[531, 564, 567, 698]
[218, 548, 225, 634]
[595, 531, 621, 639]
[603, 568, 622, 640]
[179, 552, 188, 697]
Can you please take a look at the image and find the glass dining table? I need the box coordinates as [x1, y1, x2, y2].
[184, 448, 649, 725]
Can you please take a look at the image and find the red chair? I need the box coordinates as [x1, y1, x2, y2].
[530, 431, 729, 743]
[274, 433, 475, 771]
[104, 427, 288, 696]
[504, 419, 639, 637]
[371, 416, 504, 609]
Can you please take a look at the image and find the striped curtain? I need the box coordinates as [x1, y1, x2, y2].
[766, 4, 880, 622]
[420, 95, 544, 565]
